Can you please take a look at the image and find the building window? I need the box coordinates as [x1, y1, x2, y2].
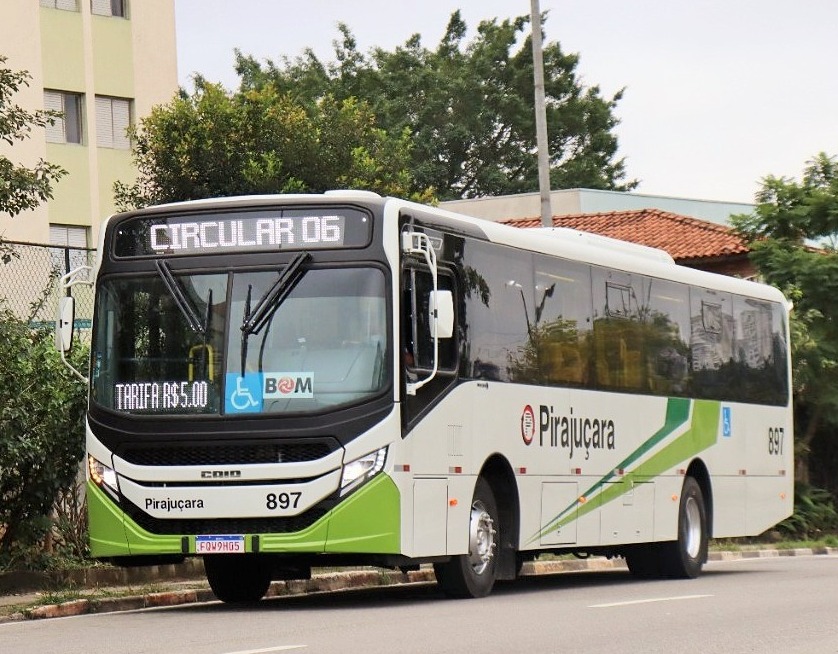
[49, 224, 89, 274]
[91, 0, 126, 17]
[44, 90, 83, 144]
[95, 96, 131, 149]
[41, 0, 79, 10]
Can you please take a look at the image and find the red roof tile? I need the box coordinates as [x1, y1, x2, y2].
[503, 209, 749, 262]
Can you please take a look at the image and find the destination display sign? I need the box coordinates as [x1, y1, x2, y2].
[114, 208, 372, 257]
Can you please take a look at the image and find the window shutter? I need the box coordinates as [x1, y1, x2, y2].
[56, 0, 77, 10]
[95, 96, 114, 148]
[66, 227, 88, 249]
[49, 224, 68, 246]
[112, 99, 131, 149]
[91, 0, 110, 15]
[44, 91, 65, 143]
[50, 225, 89, 273]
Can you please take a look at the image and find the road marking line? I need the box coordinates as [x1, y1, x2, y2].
[590, 594, 713, 608]
[220, 646, 307, 654]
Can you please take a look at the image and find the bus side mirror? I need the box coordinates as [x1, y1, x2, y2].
[431, 290, 454, 339]
[56, 296, 76, 354]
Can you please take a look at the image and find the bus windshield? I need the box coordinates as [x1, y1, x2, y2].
[91, 266, 389, 416]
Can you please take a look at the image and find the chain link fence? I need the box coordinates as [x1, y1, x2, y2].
[0, 240, 96, 341]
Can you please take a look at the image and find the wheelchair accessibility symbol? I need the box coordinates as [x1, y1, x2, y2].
[225, 373, 263, 413]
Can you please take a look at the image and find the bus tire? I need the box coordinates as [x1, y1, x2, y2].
[434, 477, 499, 599]
[659, 476, 708, 579]
[204, 554, 272, 603]
[624, 544, 660, 578]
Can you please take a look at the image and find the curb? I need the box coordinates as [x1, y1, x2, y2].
[2, 547, 835, 623]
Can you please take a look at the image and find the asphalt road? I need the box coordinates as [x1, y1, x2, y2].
[3, 554, 838, 654]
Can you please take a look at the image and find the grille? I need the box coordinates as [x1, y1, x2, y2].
[119, 440, 336, 466]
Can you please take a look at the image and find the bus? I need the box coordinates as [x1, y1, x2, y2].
[57, 191, 793, 602]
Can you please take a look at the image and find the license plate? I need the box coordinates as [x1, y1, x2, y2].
[195, 535, 245, 554]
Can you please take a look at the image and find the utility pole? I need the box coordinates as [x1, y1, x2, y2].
[530, 0, 553, 227]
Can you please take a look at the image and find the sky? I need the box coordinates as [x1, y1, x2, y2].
[174, 0, 838, 204]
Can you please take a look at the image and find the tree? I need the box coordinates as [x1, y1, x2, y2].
[235, 11, 636, 200]
[0, 298, 88, 567]
[115, 78, 430, 209]
[732, 153, 838, 490]
[0, 55, 65, 218]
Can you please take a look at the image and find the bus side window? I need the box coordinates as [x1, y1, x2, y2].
[402, 268, 457, 372]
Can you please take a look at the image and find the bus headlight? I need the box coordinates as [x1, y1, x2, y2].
[340, 447, 387, 496]
[88, 455, 118, 492]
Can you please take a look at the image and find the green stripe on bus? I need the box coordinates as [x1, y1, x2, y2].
[529, 398, 719, 544]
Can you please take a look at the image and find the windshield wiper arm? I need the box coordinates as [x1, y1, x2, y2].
[155, 260, 205, 334]
[241, 251, 311, 336]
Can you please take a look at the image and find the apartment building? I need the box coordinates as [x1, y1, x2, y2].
[0, 0, 177, 249]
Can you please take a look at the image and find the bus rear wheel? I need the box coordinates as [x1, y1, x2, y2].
[204, 554, 272, 603]
[434, 477, 499, 599]
[659, 476, 708, 579]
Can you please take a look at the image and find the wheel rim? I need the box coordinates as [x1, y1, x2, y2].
[683, 495, 702, 559]
[468, 500, 496, 575]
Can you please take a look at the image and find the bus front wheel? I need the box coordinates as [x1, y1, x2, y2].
[204, 554, 272, 603]
[659, 476, 708, 579]
[434, 477, 499, 598]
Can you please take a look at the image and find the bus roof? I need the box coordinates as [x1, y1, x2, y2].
[105, 192, 787, 306]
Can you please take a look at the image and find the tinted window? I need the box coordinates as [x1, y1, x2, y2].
[514, 256, 592, 386]
[460, 241, 531, 382]
[645, 279, 690, 396]
[592, 268, 646, 391]
[689, 288, 735, 400]
[402, 268, 457, 372]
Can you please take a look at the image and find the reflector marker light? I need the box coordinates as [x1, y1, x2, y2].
[449, 466, 463, 474]
[395, 464, 410, 472]
[517, 467, 527, 474]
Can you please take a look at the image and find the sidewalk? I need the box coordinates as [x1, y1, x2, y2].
[2, 547, 835, 623]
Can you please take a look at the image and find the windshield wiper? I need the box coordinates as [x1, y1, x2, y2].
[239, 251, 310, 376]
[241, 251, 311, 336]
[155, 260, 205, 334]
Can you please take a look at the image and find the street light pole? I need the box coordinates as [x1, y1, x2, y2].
[530, 0, 553, 227]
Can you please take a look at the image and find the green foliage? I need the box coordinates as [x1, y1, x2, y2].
[0, 55, 66, 217]
[776, 484, 838, 540]
[0, 303, 88, 569]
[51, 479, 89, 563]
[115, 78, 430, 209]
[235, 11, 635, 200]
[732, 153, 838, 491]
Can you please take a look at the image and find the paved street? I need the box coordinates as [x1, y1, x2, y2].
[3, 554, 837, 654]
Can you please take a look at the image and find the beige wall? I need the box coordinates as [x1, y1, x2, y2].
[132, 0, 178, 118]
[0, 0, 177, 246]
[0, 1, 49, 243]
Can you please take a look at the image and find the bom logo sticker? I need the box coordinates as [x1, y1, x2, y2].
[263, 372, 314, 399]
[521, 404, 536, 445]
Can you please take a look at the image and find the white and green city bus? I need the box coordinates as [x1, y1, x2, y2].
[57, 191, 793, 602]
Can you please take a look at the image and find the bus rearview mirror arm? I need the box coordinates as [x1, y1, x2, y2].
[56, 266, 94, 385]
